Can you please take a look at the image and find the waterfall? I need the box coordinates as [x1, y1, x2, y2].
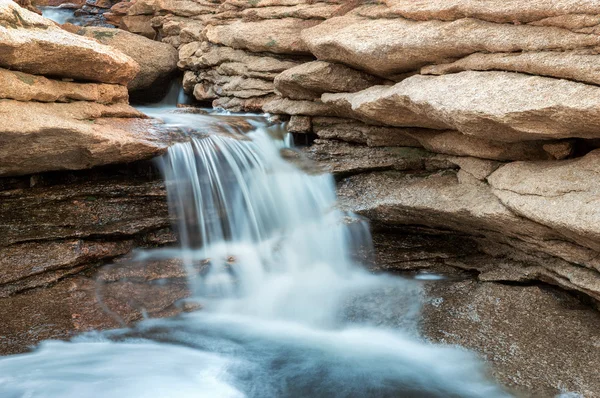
[0, 106, 512, 397]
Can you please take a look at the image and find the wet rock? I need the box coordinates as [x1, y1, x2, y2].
[0, 0, 138, 84]
[421, 279, 600, 397]
[76, 27, 178, 99]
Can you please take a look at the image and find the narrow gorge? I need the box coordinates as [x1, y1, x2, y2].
[1, 0, 600, 397]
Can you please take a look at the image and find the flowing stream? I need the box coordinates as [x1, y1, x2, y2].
[0, 89, 512, 397]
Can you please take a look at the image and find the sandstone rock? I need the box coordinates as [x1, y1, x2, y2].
[384, 0, 600, 25]
[306, 140, 453, 177]
[205, 18, 320, 54]
[488, 150, 600, 252]
[0, 0, 138, 84]
[312, 117, 421, 148]
[302, 14, 600, 78]
[323, 72, 600, 142]
[264, 98, 341, 117]
[403, 129, 572, 161]
[287, 115, 311, 134]
[274, 61, 385, 100]
[421, 51, 600, 87]
[0, 68, 128, 103]
[120, 14, 155, 38]
[0, 101, 166, 176]
[77, 27, 178, 97]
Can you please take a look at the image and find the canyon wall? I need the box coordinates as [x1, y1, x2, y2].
[119, 0, 600, 306]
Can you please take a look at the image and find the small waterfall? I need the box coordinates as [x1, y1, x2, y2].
[0, 105, 513, 397]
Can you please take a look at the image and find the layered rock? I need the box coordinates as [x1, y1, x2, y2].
[0, 1, 167, 176]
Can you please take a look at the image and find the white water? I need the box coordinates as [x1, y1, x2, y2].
[40, 6, 77, 25]
[0, 93, 512, 397]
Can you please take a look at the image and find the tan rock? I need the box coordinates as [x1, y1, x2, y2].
[384, 0, 600, 24]
[404, 130, 571, 161]
[488, 150, 600, 252]
[0, 68, 128, 104]
[0, 0, 138, 84]
[206, 18, 320, 54]
[77, 27, 178, 94]
[302, 14, 600, 78]
[0, 101, 166, 176]
[421, 51, 600, 87]
[288, 115, 311, 133]
[120, 14, 155, 38]
[264, 98, 341, 117]
[274, 61, 384, 100]
[312, 117, 421, 148]
[324, 71, 600, 142]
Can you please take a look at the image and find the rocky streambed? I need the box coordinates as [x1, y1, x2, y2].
[1, 0, 600, 397]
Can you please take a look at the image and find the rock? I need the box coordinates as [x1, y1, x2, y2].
[0, 100, 166, 176]
[488, 150, 600, 252]
[306, 140, 453, 177]
[264, 98, 341, 117]
[76, 27, 178, 98]
[120, 14, 155, 38]
[0, 0, 138, 84]
[312, 117, 421, 148]
[421, 51, 600, 87]
[287, 115, 311, 134]
[384, 0, 600, 25]
[205, 18, 320, 55]
[302, 14, 600, 78]
[0, 68, 128, 103]
[404, 129, 572, 161]
[274, 61, 385, 100]
[323, 71, 600, 142]
[421, 278, 600, 397]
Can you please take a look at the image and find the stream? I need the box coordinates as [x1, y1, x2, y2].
[0, 91, 512, 397]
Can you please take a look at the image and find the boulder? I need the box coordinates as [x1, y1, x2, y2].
[302, 14, 600, 78]
[323, 71, 600, 142]
[488, 150, 600, 252]
[0, 100, 166, 176]
[421, 51, 600, 87]
[274, 61, 385, 100]
[77, 27, 178, 99]
[205, 18, 320, 55]
[0, 0, 138, 84]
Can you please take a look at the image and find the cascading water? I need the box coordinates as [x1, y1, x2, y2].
[0, 98, 512, 397]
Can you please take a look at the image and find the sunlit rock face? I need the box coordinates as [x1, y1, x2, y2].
[0, 1, 169, 177]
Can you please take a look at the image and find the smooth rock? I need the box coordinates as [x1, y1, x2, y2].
[205, 18, 320, 54]
[302, 14, 600, 78]
[274, 61, 384, 100]
[0, 101, 166, 176]
[77, 27, 178, 96]
[324, 71, 600, 142]
[0, 0, 138, 84]
[0, 68, 128, 103]
[488, 150, 600, 252]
